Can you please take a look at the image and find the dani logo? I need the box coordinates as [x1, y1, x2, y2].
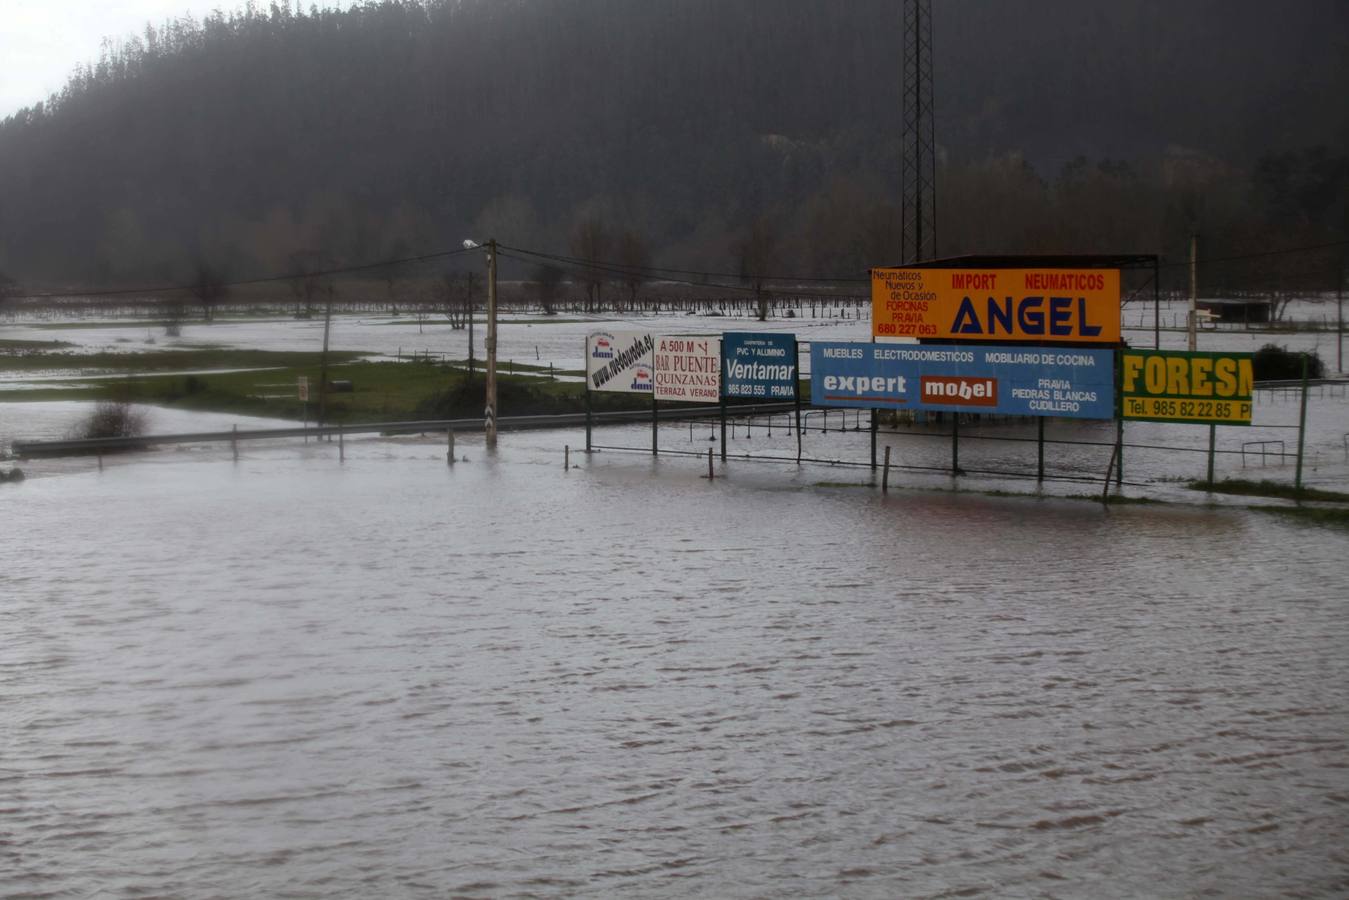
[631, 367, 654, 391]
[591, 336, 614, 359]
[920, 376, 997, 407]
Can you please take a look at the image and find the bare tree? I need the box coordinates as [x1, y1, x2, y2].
[0, 272, 19, 312]
[378, 238, 409, 313]
[733, 217, 779, 321]
[616, 231, 650, 310]
[436, 269, 477, 331]
[288, 250, 333, 317]
[190, 260, 228, 322]
[531, 263, 564, 315]
[569, 218, 609, 312]
[162, 295, 186, 336]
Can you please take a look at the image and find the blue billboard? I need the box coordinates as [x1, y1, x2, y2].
[809, 342, 1115, 419]
[722, 332, 798, 400]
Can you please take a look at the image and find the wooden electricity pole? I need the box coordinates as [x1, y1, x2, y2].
[1188, 232, 1198, 352]
[485, 238, 498, 447]
[318, 289, 333, 428]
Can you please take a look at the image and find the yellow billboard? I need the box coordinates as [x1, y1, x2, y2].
[1121, 349, 1253, 425]
[872, 267, 1121, 344]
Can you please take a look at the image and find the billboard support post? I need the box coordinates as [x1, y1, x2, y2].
[870, 410, 878, 471]
[652, 395, 658, 456]
[1114, 351, 1124, 486]
[794, 341, 803, 463]
[584, 385, 592, 453]
[1037, 417, 1045, 481]
[1115, 418, 1124, 487]
[1296, 353, 1309, 490]
[951, 415, 960, 476]
[719, 398, 727, 462]
[1214, 429, 1224, 488]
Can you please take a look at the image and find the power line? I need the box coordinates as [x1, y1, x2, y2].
[493, 249, 866, 301]
[15, 245, 479, 301]
[498, 243, 870, 284]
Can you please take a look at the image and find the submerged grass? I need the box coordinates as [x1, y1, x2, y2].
[1252, 506, 1349, 529]
[1187, 479, 1349, 503]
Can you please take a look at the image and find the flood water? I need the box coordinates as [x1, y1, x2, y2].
[3, 432, 1348, 898]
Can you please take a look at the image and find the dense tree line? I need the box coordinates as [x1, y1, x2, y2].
[0, 0, 1344, 295]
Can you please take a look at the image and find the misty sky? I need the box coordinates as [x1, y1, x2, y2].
[0, 0, 358, 118]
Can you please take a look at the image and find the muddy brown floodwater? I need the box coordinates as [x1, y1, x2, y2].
[2, 433, 1348, 898]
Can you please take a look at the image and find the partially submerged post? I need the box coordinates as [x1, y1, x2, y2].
[584, 384, 593, 453]
[793, 340, 803, 464]
[951, 415, 960, 476]
[719, 395, 727, 462]
[484, 238, 498, 448]
[1214, 423, 1224, 485]
[1036, 417, 1045, 481]
[882, 445, 892, 493]
[869, 409, 878, 471]
[1295, 353, 1309, 490]
[447, 430, 455, 465]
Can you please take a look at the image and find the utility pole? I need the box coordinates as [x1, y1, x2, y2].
[485, 238, 498, 447]
[900, 0, 936, 264]
[1338, 261, 1344, 374]
[1188, 231, 1198, 352]
[317, 287, 333, 428]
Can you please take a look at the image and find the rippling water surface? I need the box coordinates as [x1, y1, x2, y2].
[3, 437, 1348, 898]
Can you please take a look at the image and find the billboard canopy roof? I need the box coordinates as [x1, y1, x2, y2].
[877, 253, 1159, 271]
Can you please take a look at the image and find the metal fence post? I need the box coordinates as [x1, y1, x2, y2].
[1295, 353, 1309, 491]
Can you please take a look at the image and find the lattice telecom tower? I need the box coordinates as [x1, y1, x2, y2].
[900, 0, 937, 264]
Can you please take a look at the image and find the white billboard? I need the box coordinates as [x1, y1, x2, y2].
[586, 331, 655, 394]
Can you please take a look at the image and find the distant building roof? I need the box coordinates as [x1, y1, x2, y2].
[877, 254, 1158, 270]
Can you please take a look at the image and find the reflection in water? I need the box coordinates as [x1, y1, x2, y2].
[3, 438, 1347, 898]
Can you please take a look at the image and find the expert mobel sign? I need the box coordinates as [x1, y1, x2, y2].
[809, 342, 1114, 419]
[1121, 349, 1253, 425]
[872, 267, 1121, 344]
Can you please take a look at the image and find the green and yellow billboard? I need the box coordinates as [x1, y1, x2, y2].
[1121, 349, 1253, 425]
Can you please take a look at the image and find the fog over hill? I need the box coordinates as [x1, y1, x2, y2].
[0, 0, 1345, 290]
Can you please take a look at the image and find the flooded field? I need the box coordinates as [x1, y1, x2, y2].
[3, 430, 1349, 898]
[3, 306, 1349, 897]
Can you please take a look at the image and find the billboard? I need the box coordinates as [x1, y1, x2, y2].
[1121, 349, 1253, 425]
[810, 342, 1115, 419]
[872, 267, 1121, 344]
[722, 332, 798, 400]
[653, 335, 720, 402]
[587, 331, 655, 394]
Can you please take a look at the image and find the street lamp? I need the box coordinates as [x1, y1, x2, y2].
[463, 238, 499, 447]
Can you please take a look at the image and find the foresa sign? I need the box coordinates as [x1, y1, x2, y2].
[1121, 349, 1254, 425]
[872, 267, 1121, 344]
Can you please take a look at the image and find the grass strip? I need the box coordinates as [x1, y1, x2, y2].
[1187, 479, 1349, 503]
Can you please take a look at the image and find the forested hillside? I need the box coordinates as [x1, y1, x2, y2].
[0, 0, 1346, 291]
